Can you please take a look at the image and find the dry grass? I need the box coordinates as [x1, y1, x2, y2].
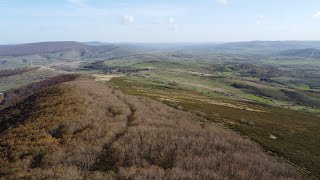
[0, 74, 78, 108]
[0, 75, 300, 179]
[0, 67, 39, 78]
[92, 74, 124, 82]
[104, 96, 298, 179]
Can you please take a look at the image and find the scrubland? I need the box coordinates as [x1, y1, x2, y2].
[0, 75, 300, 179]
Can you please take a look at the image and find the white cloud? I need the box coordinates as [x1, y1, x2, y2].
[216, 0, 229, 5]
[122, 15, 135, 25]
[168, 17, 178, 32]
[67, 0, 87, 7]
[169, 17, 176, 24]
[256, 15, 265, 25]
[313, 11, 320, 19]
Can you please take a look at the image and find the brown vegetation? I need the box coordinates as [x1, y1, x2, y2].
[0, 67, 39, 78]
[0, 74, 79, 108]
[0, 41, 123, 57]
[0, 75, 300, 179]
[0, 41, 91, 56]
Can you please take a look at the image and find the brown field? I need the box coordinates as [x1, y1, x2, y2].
[0, 75, 300, 179]
[92, 74, 124, 82]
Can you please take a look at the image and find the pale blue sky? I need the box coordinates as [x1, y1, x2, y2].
[1, 0, 320, 44]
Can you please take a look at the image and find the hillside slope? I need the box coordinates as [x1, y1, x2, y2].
[0, 42, 137, 70]
[169, 41, 320, 54]
[0, 41, 93, 56]
[277, 48, 320, 58]
[0, 75, 299, 179]
[0, 41, 136, 58]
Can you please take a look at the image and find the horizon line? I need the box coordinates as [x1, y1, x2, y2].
[2, 40, 320, 46]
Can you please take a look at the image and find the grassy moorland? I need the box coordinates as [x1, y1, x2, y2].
[109, 76, 320, 178]
[86, 57, 320, 114]
[0, 75, 299, 179]
[82, 56, 320, 178]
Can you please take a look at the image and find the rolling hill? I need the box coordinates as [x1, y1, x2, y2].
[0, 42, 137, 69]
[166, 41, 320, 54]
[0, 41, 319, 178]
[2, 41, 320, 57]
[213, 41, 320, 52]
[277, 48, 320, 58]
[0, 41, 93, 56]
[0, 75, 299, 179]
[0, 41, 137, 58]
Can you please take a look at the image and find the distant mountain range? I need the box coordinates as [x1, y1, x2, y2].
[213, 41, 320, 51]
[83, 41, 112, 46]
[1, 41, 320, 57]
[277, 48, 320, 58]
[166, 41, 320, 54]
[103, 41, 320, 53]
[0, 41, 92, 56]
[0, 41, 136, 58]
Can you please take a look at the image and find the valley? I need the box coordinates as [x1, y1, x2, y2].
[0, 41, 320, 179]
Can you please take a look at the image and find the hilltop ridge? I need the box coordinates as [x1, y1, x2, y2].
[0, 75, 299, 179]
[0, 41, 92, 56]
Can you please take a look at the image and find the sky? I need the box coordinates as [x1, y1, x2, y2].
[1, 0, 320, 44]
